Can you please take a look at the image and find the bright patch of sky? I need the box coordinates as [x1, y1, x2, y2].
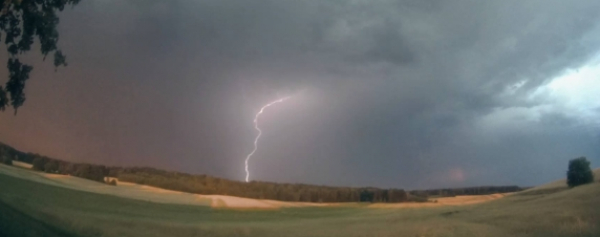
[532, 55, 600, 124]
[481, 55, 600, 131]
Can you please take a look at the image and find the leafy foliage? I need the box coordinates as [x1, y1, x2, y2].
[0, 147, 11, 165]
[0, 0, 79, 114]
[43, 159, 58, 173]
[567, 157, 594, 188]
[31, 156, 46, 170]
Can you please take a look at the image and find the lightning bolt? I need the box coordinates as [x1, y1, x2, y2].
[245, 96, 290, 182]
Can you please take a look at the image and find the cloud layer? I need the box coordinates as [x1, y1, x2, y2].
[1, 0, 599, 189]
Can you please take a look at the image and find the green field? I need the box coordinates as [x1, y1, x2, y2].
[0, 165, 598, 237]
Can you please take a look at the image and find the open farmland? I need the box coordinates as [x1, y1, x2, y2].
[1, 164, 598, 237]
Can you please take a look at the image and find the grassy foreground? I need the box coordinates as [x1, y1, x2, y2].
[0, 166, 598, 237]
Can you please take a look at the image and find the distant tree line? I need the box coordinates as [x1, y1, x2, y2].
[0, 142, 523, 203]
[0, 142, 23, 165]
[31, 156, 108, 183]
[0, 142, 108, 183]
[410, 186, 524, 198]
[0, 142, 409, 202]
[113, 167, 410, 203]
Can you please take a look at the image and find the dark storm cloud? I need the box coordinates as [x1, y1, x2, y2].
[1, 0, 599, 189]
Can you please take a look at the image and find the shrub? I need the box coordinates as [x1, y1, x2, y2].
[44, 161, 59, 173]
[32, 157, 48, 171]
[0, 148, 10, 165]
[567, 157, 594, 188]
[1, 155, 12, 165]
[407, 195, 429, 203]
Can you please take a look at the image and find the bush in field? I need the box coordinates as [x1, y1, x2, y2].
[0, 148, 9, 165]
[44, 161, 59, 173]
[1, 155, 11, 165]
[567, 157, 594, 188]
[32, 157, 48, 171]
[0, 147, 12, 165]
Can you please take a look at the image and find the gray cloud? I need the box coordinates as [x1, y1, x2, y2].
[1, 0, 599, 189]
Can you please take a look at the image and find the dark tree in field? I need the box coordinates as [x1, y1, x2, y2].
[567, 157, 594, 188]
[43, 160, 58, 173]
[31, 156, 47, 170]
[0, 150, 11, 165]
[0, 0, 80, 114]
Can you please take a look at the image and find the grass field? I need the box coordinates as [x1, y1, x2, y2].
[0, 164, 599, 237]
[0, 164, 507, 209]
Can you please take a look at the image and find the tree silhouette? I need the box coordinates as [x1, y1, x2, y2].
[567, 157, 594, 188]
[0, 0, 80, 114]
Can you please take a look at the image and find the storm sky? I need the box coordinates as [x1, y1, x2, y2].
[1, 0, 599, 189]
